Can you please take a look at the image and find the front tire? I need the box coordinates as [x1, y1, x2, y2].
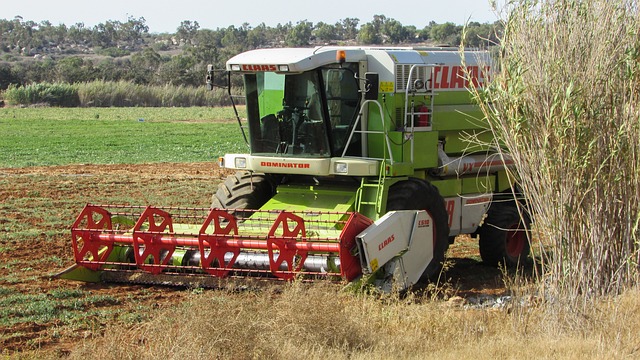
[386, 178, 449, 281]
[478, 203, 531, 267]
[212, 171, 276, 211]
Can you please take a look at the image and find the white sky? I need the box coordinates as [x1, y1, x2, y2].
[2, 0, 500, 33]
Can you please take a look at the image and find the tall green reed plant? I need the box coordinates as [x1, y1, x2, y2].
[3, 82, 80, 106]
[76, 80, 232, 107]
[468, 0, 640, 302]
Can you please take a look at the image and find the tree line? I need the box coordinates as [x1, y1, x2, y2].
[0, 15, 501, 91]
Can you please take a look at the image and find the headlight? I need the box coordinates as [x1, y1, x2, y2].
[278, 65, 289, 72]
[235, 157, 247, 168]
[230, 64, 241, 71]
[335, 162, 348, 174]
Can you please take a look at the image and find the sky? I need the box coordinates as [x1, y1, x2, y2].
[2, 0, 500, 33]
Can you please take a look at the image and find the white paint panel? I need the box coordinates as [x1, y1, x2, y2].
[443, 197, 461, 236]
[460, 194, 493, 234]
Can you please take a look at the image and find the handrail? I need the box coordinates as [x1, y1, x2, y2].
[341, 99, 394, 165]
[403, 64, 436, 163]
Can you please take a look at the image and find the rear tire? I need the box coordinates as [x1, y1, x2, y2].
[212, 171, 276, 211]
[386, 178, 449, 281]
[478, 203, 531, 267]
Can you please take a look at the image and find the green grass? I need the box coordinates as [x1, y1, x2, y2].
[0, 107, 245, 353]
[0, 107, 247, 167]
[0, 287, 121, 327]
[0, 106, 243, 121]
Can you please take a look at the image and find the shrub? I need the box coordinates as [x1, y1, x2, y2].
[3, 82, 80, 106]
[95, 47, 131, 57]
[1, 80, 235, 107]
[77, 80, 233, 107]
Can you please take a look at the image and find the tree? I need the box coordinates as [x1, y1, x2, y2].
[430, 22, 461, 45]
[285, 20, 312, 47]
[272, 22, 292, 44]
[157, 54, 200, 86]
[418, 21, 436, 41]
[119, 16, 148, 46]
[95, 58, 128, 82]
[188, 29, 221, 64]
[12, 58, 56, 83]
[68, 22, 91, 45]
[462, 21, 502, 48]
[314, 22, 337, 42]
[128, 48, 162, 84]
[11, 17, 37, 55]
[371, 14, 387, 33]
[220, 25, 248, 50]
[92, 20, 120, 48]
[336, 18, 359, 40]
[247, 23, 268, 48]
[357, 23, 381, 44]
[0, 63, 20, 89]
[36, 21, 67, 48]
[55, 56, 96, 83]
[382, 18, 409, 43]
[0, 14, 498, 88]
[176, 20, 199, 45]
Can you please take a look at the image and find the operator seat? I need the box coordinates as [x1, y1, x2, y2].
[260, 114, 279, 152]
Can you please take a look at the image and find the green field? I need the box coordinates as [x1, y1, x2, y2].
[0, 107, 638, 358]
[0, 107, 246, 167]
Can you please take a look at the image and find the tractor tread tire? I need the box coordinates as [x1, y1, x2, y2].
[386, 177, 450, 281]
[212, 171, 276, 211]
[478, 203, 531, 267]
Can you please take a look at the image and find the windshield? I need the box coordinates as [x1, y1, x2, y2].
[244, 64, 360, 157]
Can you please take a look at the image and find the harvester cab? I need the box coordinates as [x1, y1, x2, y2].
[59, 47, 530, 292]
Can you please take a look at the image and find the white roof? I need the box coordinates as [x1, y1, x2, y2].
[226, 46, 488, 73]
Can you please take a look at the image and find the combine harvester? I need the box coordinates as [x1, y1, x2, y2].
[59, 47, 530, 291]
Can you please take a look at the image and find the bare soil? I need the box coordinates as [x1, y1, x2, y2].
[0, 163, 507, 355]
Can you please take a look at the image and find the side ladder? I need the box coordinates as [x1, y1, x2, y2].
[355, 161, 388, 219]
[403, 64, 436, 163]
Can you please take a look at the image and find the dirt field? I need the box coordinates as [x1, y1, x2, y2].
[0, 163, 507, 355]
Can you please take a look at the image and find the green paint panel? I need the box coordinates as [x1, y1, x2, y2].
[432, 90, 476, 106]
[496, 170, 514, 192]
[367, 101, 386, 132]
[430, 178, 462, 198]
[431, 105, 487, 131]
[441, 130, 494, 155]
[462, 175, 495, 194]
[56, 265, 102, 282]
[262, 185, 357, 214]
[384, 131, 439, 169]
[385, 161, 415, 177]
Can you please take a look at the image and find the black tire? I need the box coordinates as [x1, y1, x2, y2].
[386, 178, 450, 281]
[212, 171, 276, 211]
[478, 203, 530, 267]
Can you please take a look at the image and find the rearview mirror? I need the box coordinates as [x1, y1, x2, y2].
[206, 64, 214, 91]
[364, 72, 379, 100]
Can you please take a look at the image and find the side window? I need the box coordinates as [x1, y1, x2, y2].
[325, 69, 359, 127]
[323, 67, 360, 155]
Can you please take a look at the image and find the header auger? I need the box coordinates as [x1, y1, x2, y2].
[59, 46, 530, 292]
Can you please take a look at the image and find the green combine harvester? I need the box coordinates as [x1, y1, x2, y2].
[59, 46, 530, 291]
